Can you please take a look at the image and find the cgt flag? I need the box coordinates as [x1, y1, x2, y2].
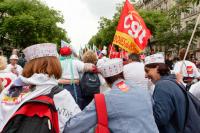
[112, 0, 151, 54]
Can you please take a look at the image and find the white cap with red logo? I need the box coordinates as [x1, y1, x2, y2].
[98, 58, 123, 78]
[145, 53, 165, 65]
[23, 43, 58, 61]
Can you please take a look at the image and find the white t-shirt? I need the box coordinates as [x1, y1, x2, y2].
[123, 62, 148, 90]
[173, 60, 200, 78]
[189, 81, 200, 100]
[6, 64, 23, 76]
[60, 58, 84, 79]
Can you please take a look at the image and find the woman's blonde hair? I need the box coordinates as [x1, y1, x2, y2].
[0, 56, 7, 70]
[22, 56, 62, 79]
[82, 50, 97, 65]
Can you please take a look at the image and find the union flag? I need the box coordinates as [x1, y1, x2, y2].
[112, 0, 151, 53]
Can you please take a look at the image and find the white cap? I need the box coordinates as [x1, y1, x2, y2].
[23, 43, 58, 61]
[10, 54, 19, 60]
[98, 58, 123, 77]
[145, 53, 165, 65]
[101, 50, 107, 56]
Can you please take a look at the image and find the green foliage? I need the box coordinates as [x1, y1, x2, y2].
[167, 0, 200, 50]
[0, 0, 69, 49]
[88, 0, 200, 52]
[88, 4, 171, 50]
[192, 0, 200, 5]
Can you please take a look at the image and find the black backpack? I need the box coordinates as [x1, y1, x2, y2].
[2, 86, 63, 133]
[168, 80, 200, 133]
[80, 72, 100, 97]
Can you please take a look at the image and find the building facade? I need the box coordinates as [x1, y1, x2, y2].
[135, 0, 200, 60]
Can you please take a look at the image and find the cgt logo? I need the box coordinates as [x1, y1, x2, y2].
[0, 78, 12, 88]
[124, 14, 146, 45]
[186, 66, 193, 75]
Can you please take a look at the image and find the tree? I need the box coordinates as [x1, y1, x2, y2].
[192, 0, 200, 5]
[0, 0, 69, 50]
[88, 0, 200, 54]
[88, 4, 171, 52]
[168, 0, 200, 51]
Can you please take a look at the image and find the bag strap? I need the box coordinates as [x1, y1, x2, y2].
[23, 86, 63, 111]
[48, 85, 64, 98]
[94, 94, 109, 128]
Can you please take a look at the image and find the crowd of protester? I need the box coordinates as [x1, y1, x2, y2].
[0, 43, 200, 133]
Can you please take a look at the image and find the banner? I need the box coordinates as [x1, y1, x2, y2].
[112, 0, 151, 54]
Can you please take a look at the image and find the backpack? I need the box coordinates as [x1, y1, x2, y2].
[80, 72, 100, 97]
[94, 94, 110, 133]
[2, 86, 63, 133]
[168, 79, 200, 133]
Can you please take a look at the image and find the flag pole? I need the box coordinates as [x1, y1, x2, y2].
[180, 14, 200, 72]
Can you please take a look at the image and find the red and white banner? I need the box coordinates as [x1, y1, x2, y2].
[112, 0, 151, 54]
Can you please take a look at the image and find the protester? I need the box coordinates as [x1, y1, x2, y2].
[58, 46, 95, 110]
[82, 50, 109, 92]
[82, 50, 109, 107]
[6, 54, 23, 76]
[0, 56, 17, 93]
[123, 53, 149, 91]
[0, 43, 81, 132]
[173, 48, 200, 84]
[64, 58, 159, 133]
[144, 53, 186, 133]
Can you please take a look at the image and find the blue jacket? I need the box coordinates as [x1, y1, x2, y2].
[153, 75, 186, 133]
[64, 79, 158, 133]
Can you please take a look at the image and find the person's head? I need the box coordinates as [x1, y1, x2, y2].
[9, 54, 19, 66]
[98, 58, 123, 86]
[128, 53, 140, 63]
[22, 43, 61, 79]
[179, 48, 188, 60]
[0, 56, 7, 70]
[82, 50, 97, 65]
[144, 53, 170, 84]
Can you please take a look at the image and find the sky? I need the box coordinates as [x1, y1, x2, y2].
[42, 0, 139, 53]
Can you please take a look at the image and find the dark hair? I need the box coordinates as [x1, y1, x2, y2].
[145, 63, 170, 76]
[105, 72, 124, 85]
[179, 48, 188, 60]
[129, 53, 140, 62]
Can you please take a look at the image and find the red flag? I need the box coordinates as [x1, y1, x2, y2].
[108, 44, 115, 57]
[112, 0, 151, 54]
[110, 52, 120, 59]
[120, 50, 128, 60]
